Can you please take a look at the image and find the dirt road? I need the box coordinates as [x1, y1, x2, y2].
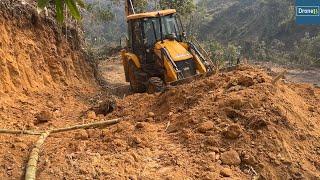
[98, 57, 131, 97]
[254, 62, 320, 86]
[273, 67, 320, 86]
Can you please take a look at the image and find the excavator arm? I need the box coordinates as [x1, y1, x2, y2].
[125, 0, 135, 16]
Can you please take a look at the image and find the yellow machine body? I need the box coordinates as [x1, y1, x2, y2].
[122, 1, 213, 93]
[122, 38, 209, 83]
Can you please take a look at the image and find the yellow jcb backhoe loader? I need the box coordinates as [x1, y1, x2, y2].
[121, 0, 214, 93]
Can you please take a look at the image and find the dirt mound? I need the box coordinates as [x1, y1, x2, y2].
[96, 64, 319, 179]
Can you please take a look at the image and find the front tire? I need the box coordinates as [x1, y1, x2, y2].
[128, 62, 146, 93]
[147, 77, 165, 94]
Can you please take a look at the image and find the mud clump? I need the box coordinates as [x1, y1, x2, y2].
[74, 129, 89, 140]
[220, 150, 241, 165]
[220, 167, 233, 177]
[197, 121, 214, 133]
[147, 112, 155, 118]
[90, 99, 116, 116]
[34, 110, 53, 124]
[86, 111, 97, 119]
[223, 124, 242, 139]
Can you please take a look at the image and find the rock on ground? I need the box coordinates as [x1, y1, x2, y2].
[220, 150, 241, 165]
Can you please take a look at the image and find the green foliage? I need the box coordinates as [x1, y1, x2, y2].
[37, 0, 50, 8]
[186, 2, 206, 36]
[133, 0, 148, 13]
[82, 0, 123, 51]
[160, 0, 195, 15]
[85, 2, 114, 22]
[37, 0, 85, 22]
[225, 44, 240, 65]
[65, 0, 81, 20]
[293, 33, 320, 65]
[208, 40, 225, 66]
[75, 0, 85, 8]
[96, 8, 114, 22]
[197, 0, 320, 66]
[55, 0, 64, 22]
[236, 33, 320, 66]
[207, 40, 240, 66]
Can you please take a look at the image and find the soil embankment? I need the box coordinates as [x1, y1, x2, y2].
[0, 2, 100, 178]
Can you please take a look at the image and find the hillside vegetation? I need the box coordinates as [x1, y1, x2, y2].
[197, 0, 320, 66]
[80, 0, 320, 66]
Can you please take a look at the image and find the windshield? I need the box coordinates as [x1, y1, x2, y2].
[144, 14, 182, 47]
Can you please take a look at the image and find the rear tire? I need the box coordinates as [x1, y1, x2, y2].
[147, 77, 165, 94]
[128, 62, 146, 93]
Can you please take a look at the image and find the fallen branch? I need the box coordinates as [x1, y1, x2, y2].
[272, 70, 287, 85]
[0, 129, 42, 135]
[0, 118, 121, 135]
[23, 118, 121, 180]
[164, 121, 171, 132]
[25, 131, 51, 180]
[51, 118, 120, 133]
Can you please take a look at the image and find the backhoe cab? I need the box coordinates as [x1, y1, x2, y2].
[122, 0, 213, 93]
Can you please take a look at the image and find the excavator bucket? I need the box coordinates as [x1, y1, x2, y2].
[168, 65, 239, 87]
[169, 70, 214, 86]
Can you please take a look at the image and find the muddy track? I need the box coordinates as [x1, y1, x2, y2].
[254, 61, 320, 87]
[98, 56, 132, 97]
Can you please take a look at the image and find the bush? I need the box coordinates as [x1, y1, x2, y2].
[207, 40, 240, 67]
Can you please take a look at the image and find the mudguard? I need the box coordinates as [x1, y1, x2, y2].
[121, 50, 141, 82]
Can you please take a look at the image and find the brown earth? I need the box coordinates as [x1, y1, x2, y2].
[3, 62, 320, 179]
[0, 4, 94, 93]
[1, 1, 320, 180]
[90, 64, 319, 180]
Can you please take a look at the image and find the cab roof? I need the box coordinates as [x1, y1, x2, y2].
[127, 9, 176, 21]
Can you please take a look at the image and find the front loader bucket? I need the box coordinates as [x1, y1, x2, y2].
[169, 70, 214, 86]
[168, 65, 239, 87]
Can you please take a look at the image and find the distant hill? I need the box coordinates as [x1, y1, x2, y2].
[200, 0, 319, 46]
[81, 0, 319, 65]
[198, 0, 320, 64]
